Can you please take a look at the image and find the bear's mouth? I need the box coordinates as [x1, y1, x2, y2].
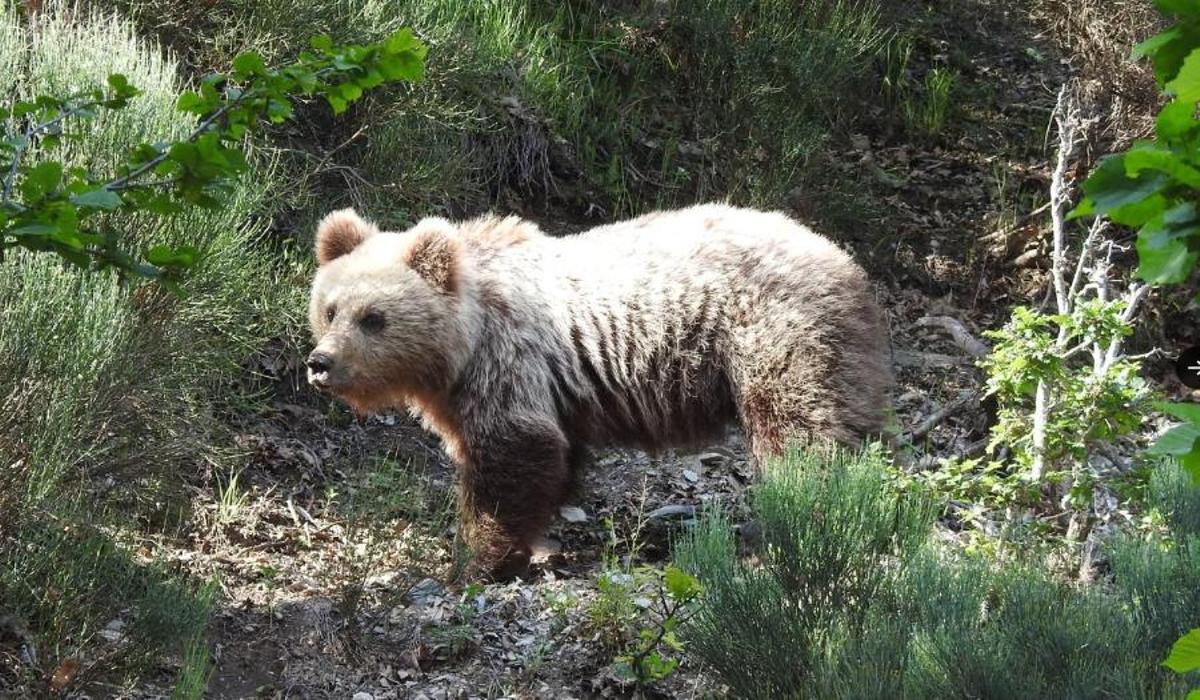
[307, 369, 332, 392]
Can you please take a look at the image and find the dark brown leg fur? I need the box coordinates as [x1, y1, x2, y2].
[458, 415, 570, 579]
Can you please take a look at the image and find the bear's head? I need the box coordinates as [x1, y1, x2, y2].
[306, 209, 476, 413]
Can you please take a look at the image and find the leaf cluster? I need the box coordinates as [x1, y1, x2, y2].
[0, 29, 425, 282]
[980, 302, 1148, 477]
[1074, 0, 1200, 286]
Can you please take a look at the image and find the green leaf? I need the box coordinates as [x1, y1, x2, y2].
[265, 99, 293, 123]
[145, 244, 200, 268]
[70, 188, 122, 210]
[1148, 422, 1200, 456]
[1155, 98, 1199, 140]
[1156, 401, 1200, 423]
[21, 161, 64, 200]
[1136, 203, 1200, 283]
[326, 93, 348, 114]
[384, 28, 422, 54]
[310, 34, 333, 52]
[1156, 0, 1200, 18]
[1113, 193, 1169, 229]
[8, 222, 58, 236]
[232, 51, 267, 78]
[663, 566, 701, 601]
[11, 101, 38, 118]
[1165, 628, 1200, 674]
[1125, 142, 1200, 189]
[1081, 155, 1168, 221]
[176, 91, 204, 114]
[381, 52, 425, 81]
[337, 81, 363, 102]
[1134, 26, 1184, 60]
[105, 72, 138, 98]
[1152, 25, 1200, 85]
[1167, 48, 1200, 100]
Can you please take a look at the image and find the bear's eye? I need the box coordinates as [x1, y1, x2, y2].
[359, 310, 386, 333]
[325, 305, 337, 323]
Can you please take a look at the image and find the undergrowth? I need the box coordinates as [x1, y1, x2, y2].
[0, 2, 302, 694]
[677, 446, 1200, 699]
[105, 0, 886, 224]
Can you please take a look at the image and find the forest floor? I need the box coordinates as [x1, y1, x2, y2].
[105, 2, 1167, 698]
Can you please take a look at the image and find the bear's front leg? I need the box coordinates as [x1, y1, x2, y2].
[457, 414, 570, 579]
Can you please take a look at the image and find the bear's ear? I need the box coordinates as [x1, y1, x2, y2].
[404, 218, 463, 293]
[315, 209, 377, 265]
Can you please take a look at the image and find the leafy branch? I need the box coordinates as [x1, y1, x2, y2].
[614, 566, 702, 687]
[1071, 0, 1200, 689]
[0, 29, 427, 282]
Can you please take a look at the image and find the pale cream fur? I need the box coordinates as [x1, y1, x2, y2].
[307, 203, 891, 575]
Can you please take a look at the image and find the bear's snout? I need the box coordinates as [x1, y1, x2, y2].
[306, 350, 334, 389]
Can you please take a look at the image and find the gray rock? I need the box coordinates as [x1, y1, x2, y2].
[559, 505, 588, 523]
[648, 504, 696, 521]
[407, 578, 447, 607]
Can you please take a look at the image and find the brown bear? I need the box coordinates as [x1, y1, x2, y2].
[306, 203, 891, 577]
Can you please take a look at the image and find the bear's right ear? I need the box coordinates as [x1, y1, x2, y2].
[315, 209, 378, 266]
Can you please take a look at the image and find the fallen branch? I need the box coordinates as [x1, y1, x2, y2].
[913, 316, 990, 358]
[904, 389, 981, 442]
[892, 349, 965, 369]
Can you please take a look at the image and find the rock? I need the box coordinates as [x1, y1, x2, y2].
[98, 619, 125, 643]
[352, 692, 374, 700]
[648, 504, 696, 521]
[407, 578, 447, 607]
[559, 505, 588, 523]
[682, 469, 700, 483]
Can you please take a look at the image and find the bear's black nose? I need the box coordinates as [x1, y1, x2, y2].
[306, 351, 334, 375]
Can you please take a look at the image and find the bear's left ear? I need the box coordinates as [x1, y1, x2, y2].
[404, 217, 463, 293]
[315, 209, 378, 266]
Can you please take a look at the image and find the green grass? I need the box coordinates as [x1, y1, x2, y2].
[105, 0, 886, 224]
[676, 448, 1200, 699]
[0, 2, 302, 694]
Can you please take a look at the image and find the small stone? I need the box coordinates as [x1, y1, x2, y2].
[682, 469, 700, 483]
[407, 578, 447, 607]
[648, 504, 696, 521]
[352, 692, 374, 700]
[98, 619, 124, 643]
[559, 505, 588, 523]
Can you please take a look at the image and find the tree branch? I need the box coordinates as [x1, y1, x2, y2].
[903, 389, 981, 442]
[914, 316, 990, 358]
[102, 99, 238, 192]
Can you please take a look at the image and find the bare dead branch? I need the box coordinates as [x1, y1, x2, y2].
[904, 389, 981, 442]
[913, 316, 990, 358]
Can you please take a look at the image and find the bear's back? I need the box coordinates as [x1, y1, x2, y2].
[455, 203, 887, 451]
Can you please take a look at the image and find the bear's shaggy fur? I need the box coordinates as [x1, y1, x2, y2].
[306, 203, 891, 576]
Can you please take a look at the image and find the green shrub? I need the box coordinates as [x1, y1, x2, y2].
[0, 2, 293, 693]
[674, 446, 932, 697]
[677, 445, 1200, 699]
